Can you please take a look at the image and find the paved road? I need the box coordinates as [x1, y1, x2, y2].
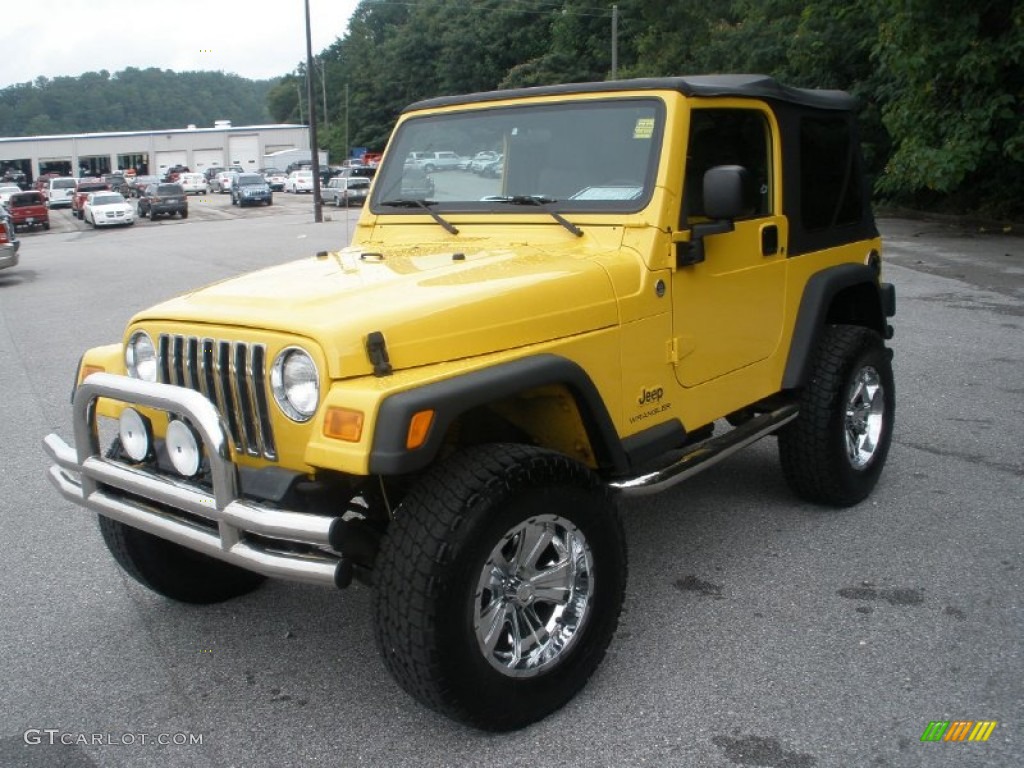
[0, 214, 1019, 767]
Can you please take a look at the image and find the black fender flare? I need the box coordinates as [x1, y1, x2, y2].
[782, 263, 895, 390]
[367, 354, 629, 476]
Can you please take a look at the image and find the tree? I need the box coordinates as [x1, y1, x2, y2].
[871, 0, 1023, 214]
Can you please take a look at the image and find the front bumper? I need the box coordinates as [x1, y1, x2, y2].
[43, 373, 347, 587]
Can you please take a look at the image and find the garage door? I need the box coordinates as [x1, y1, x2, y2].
[228, 135, 260, 171]
[155, 150, 188, 177]
[193, 149, 224, 173]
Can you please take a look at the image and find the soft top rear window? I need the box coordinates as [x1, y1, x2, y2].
[158, 184, 183, 194]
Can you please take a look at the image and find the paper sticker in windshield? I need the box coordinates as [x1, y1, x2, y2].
[633, 118, 655, 139]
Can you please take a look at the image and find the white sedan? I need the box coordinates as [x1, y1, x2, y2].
[284, 170, 315, 193]
[0, 185, 22, 207]
[178, 173, 208, 195]
[83, 192, 135, 227]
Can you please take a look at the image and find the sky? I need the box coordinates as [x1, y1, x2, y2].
[1, 0, 360, 88]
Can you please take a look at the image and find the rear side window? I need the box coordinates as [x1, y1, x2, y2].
[800, 117, 863, 230]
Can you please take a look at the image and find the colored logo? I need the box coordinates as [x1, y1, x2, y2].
[920, 721, 997, 742]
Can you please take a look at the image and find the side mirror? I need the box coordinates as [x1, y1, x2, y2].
[703, 165, 750, 220]
[676, 164, 749, 267]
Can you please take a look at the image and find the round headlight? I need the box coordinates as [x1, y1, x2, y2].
[126, 331, 157, 382]
[271, 347, 320, 422]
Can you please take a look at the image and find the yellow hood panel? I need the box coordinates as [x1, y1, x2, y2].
[135, 244, 619, 379]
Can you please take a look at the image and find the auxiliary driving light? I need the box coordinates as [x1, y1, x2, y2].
[166, 419, 202, 477]
[118, 408, 153, 462]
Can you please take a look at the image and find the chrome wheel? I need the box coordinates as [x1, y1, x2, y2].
[474, 513, 593, 677]
[844, 365, 885, 469]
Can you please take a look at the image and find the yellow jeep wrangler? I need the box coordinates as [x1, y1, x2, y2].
[44, 75, 895, 731]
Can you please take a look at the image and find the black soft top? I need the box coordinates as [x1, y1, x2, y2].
[406, 74, 858, 113]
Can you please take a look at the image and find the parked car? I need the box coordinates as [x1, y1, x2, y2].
[83, 192, 135, 228]
[0, 206, 19, 272]
[0, 185, 22, 207]
[72, 179, 111, 220]
[178, 173, 208, 195]
[284, 169, 315, 193]
[231, 174, 273, 206]
[263, 170, 288, 191]
[2, 169, 28, 189]
[7, 191, 50, 231]
[103, 174, 131, 196]
[163, 164, 190, 182]
[468, 151, 500, 173]
[212, 171, 238, 194]
[410, 151, 465, 173]
[203, 166, 225, 185]
[128, 175, 159, 198]
[399, 164, 435, 198]
[324, 176, 370, 207]
[137, 183, 188, 219]
[336, 166, 376, 181]
[46, 177, 78, 208]
[479, 155, 504, 179]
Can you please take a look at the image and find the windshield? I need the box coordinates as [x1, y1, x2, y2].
[238, 175, 265, 185]
[371, 97, 663, 213]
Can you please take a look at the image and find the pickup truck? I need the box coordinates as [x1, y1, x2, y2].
[407, 151, 465, 172]
[7, 191, 50, 231]
[72, 179, 111, 220]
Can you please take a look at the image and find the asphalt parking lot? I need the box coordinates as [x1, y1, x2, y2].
[0, 212, 1020, 767]
[39, 186, 351, 234]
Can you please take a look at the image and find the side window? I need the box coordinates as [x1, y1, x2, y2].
[800, 116, 862, 230]
[683, 109, 772, 223]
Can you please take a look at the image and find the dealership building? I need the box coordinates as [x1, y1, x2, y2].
[0, 122, 311, 182]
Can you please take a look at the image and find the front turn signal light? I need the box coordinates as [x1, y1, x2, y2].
[323, 407, 364, 442]
[406, 409, 435, 450]
[80, 365, 105, 382]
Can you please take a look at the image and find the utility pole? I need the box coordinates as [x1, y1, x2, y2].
[304, 0, 323, 223]
[318, 57, 328, 130]
[295, 81, 303, 124]
[611, 4, 618, 80]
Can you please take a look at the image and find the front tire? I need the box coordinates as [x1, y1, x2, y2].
[374, 444, 626, 731]
[778, 324, 894, 506]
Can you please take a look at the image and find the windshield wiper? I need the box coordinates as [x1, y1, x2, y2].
[379, 199, 459, 235]
[490, 195, 583, 238]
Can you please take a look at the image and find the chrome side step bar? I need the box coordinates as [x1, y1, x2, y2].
[609, 404, 799, 497]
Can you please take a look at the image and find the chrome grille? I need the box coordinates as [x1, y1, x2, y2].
[158, 334, 277, 461]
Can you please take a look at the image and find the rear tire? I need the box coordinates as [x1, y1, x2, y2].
[374, 444, 626, 731]
[778, 324, 894, 506]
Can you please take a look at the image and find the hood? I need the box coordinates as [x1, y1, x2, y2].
[135, 243, 618, 378]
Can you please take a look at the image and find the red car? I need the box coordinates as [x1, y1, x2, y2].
[72, 179, 110, 220]
[7, 191, 50, 230]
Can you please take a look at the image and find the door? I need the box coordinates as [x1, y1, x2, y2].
[672, 106, 787, 387]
